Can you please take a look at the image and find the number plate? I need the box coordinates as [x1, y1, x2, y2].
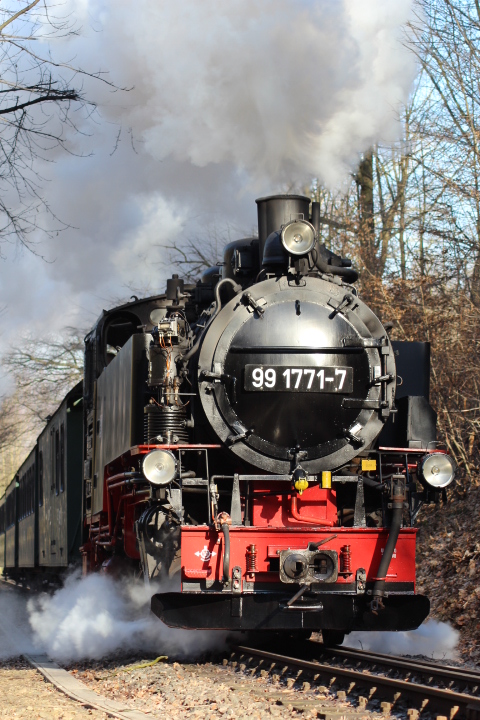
[244, 365, 353, 393]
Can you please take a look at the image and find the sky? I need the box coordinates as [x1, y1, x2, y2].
[0, 0, 418, 393]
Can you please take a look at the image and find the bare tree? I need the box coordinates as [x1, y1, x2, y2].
[2, 327, 84, 424]
[409, 0, 480, 304]
[156, 222, 250, 281]
[0, 1, 117, 251]
[0, 326, 85, 490]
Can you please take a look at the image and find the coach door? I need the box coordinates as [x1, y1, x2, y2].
[40, 410, 68, 568]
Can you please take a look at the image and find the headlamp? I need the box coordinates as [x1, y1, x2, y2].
[142, 449, 177, 486]
[281, 220, 316, 256]
[418, 453, 456, 489]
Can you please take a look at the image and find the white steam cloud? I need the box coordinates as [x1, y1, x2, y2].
[26, 572, 226, 662]
[0, 587, 37, 660]
[81, 0, 417, 188]
[344, 620, 459, 659]
[0, 0, 418, 371]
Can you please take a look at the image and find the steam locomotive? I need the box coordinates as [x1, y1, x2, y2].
[0, 194, 456, 644]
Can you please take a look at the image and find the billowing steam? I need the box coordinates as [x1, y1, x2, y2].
[0, 0, 419, 371]
[344, 620, 459, 659]
[26, 571, 226, 662]
[78, 0, 417, 188]
[0, 587, 37, 660]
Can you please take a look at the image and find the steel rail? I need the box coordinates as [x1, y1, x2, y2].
[231, 644, 480, 716]
[312, 643, 480, 688]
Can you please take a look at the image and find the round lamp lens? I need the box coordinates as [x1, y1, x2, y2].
[142, 450, 177, 486]
[418, 453, 456, 489]
[281, 220, 316, 256]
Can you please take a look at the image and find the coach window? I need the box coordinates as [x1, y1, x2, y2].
[60, 423, 65, 493]
[20, 475, 25, 519]
[55, 429, 60, 495]
[38, 451, 43, 506]
[29, 467, 34, 516]
[50, 429, 55, 492]
[6, 493, 12, 529]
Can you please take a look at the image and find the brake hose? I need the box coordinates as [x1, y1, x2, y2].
[370, 478, 405, 612]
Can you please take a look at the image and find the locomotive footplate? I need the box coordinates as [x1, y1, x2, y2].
[151, 591, 430, 632]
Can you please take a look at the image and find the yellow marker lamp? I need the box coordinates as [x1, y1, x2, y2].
[321, 471, 332, 489]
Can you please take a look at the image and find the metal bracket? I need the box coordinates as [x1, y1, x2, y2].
[342, 336, 387, 349]
[230, 474, 242, 526]
[369, 373, 394, 387]
[353, 478, 366, 527]
[200, 370, 237, 404]
[343, 398, 385, 410]
[227, 421, 250, 445]
[328, 293, 357, 318]
[280, 600, 324, 612]
[232, 566, 242, 594]
[242, 292, 266, 317]
[345, 428, 363, 444]
[356, 568, 366, 594]
[166, 487, 183, 515]
[135, 521, 150, 588]
[288, 447, 308, 462]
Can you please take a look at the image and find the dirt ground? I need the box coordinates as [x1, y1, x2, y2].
[0, 657, 109, 720]
[0, 653, 387, 720]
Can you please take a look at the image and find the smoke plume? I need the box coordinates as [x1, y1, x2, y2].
[0, 0, 419, 376]
[344, 620, 459, 659]
[0, 587, 37, 660]
[26, 571, 226, 662]
[76, 0, 417, 188]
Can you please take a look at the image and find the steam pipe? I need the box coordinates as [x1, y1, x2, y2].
[311, 201, 320, 235]
[106, 472, 142, 485]
[108, 478, 147, 491]
[312, 245, 358, 283]
[290, 495, 335, 526]
[336, 472, 383, 490]
[362, 476, 384, 490]
[181, 278, 241, 364]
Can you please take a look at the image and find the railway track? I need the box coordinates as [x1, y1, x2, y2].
[229, 642, 480, 719]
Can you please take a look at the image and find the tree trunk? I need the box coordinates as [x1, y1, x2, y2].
[356, 152, 377, 276]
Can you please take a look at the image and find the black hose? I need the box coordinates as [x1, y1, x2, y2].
[221, 522, 230, 583]
[370, 503, 403, 609]
[362, 476, 384, 490]
[312, 245, 358, 283]
[335, 473, 384, 490]
[137, 505, 163, 552]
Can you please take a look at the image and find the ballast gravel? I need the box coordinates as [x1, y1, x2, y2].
[64, 652, 388, 719]
[0, 650, 459, 719]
